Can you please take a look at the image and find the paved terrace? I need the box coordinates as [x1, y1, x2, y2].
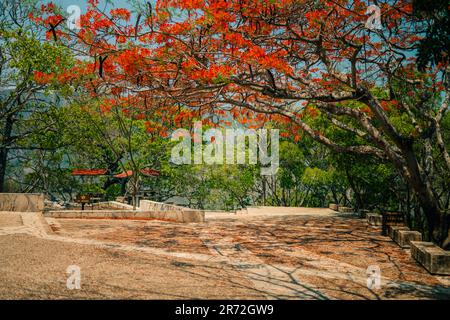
[0, 208, 449, 299]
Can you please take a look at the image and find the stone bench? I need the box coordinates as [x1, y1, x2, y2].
[367, 213, 382, 226]
[329, 203, 338, 211]
[410, 241, 450, 275]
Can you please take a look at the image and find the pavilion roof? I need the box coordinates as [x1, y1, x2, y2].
[141, 168, 160, 176]
[113, 169, 160, 178]
[113, 170, 133, 179]
[71, 169, 107, 176]
[71, 168, 160, 178]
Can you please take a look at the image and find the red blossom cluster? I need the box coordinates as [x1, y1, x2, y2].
[30, 0, 446, 140]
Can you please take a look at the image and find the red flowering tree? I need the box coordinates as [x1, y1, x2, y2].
[33, 0, 449, 246]
[153, 0, 450, 247]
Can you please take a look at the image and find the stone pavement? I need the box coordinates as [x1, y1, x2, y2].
[0, 210, 449, 299]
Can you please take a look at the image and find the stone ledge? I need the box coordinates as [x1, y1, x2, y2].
[410, 241, 450, 275]
[394, 230, 422, 248]
[44, 209, 205, 223]
[366, 213, 382, 226]
[104, 201, 135, 210]
[329, 203, 338, 211]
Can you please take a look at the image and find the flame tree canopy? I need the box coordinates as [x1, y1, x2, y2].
[31, 0, 449, 247]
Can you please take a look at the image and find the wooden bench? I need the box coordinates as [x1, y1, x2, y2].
[75, 194, 91, 210]
[75, 194, 102, 210]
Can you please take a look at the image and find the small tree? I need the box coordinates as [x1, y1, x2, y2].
[0, 1, 73, 191]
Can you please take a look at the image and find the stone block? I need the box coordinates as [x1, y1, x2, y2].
[0, 193, 44, 212]
[112, 212, 125, 219]
[95, 212, 109, 218]
[381, 212, 404, 235]
[410, 241, 450, 275]
[329, 203, 339, 211]
[358, 210, 370, 218]
[139, 200, 184, 212]
[394, 230, 422, 248]
[134, 211, 151, 219]
[367, 213, 382, 226]
[338, 206, 353, 213]
[108, 201, 134, 210]
[181, 209, 205, 223]
[388, 225, 409, 239]
[71, 212, 83, 218]
[81, 212, 94, 219]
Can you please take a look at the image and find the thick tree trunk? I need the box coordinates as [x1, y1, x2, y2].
[0, 148, 7, 192]
[0, 115, 14, 192]
[345, 167, 363, 211]
[399, 147, 446, 246]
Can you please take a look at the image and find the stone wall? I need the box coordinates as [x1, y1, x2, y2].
[102, 201, 135, 210]
[0, 193, 44, 212]
[44, 209, 205, 223]
[139, 200, 186, 212]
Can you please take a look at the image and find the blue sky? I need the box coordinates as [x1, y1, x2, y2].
[46, 0, 155, 14]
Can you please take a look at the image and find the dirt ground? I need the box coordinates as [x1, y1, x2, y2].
[0, 209, 449, 299]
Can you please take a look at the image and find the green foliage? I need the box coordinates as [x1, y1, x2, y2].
[301, 167, 332, 186]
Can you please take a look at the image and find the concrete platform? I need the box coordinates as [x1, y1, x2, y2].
[1, 211, 449, 299]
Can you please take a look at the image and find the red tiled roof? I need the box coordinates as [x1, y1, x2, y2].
[113, 170, 133, 179]
[113, 169, 160, 178]
[71, 169, 107, 176]
[140, 168, 160, 176]
[72, 168, 160, 178]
